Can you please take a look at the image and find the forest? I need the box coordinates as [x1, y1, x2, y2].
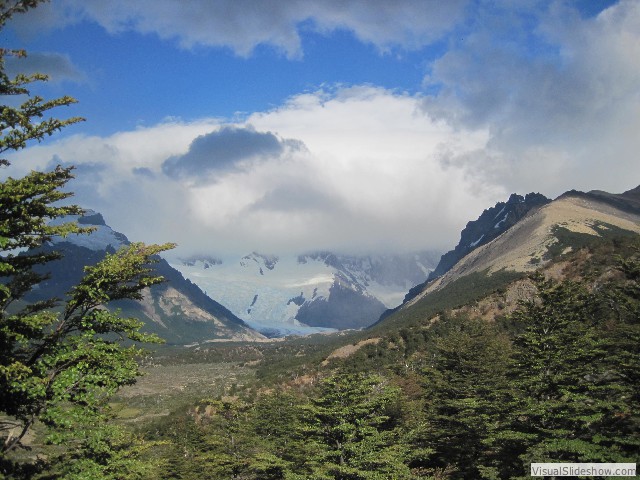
[120, 236, 640, 480]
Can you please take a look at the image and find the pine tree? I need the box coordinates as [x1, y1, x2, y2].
[413, 316, 513, 479]
[590, 247, 640, 462]
[250, 390, 307, 476]
[196, 397, 258, 479]
[495, 272, 640, 477]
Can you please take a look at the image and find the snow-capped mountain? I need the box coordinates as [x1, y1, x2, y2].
[27, 211, 265, 344]
[169, 250, 440, 336]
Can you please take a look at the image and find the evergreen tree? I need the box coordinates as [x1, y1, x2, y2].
[0, 1, 174, 476]
[494, 272, 640, 477]
[196, 397, 258, 479]
[297, 372, 411, 480]
[251, 390, 307, 476]
[590, 248, 640, 462]
[413, 316, 513, 479]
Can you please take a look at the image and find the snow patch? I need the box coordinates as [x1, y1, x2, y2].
[469, 234, 485, 247]
[493, 205, 506, 220]
[49, 211, 127, 251]
[494, 213, 509, 229]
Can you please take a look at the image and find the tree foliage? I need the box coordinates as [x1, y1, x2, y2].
[413, 316, 513, 478]
[126, 239, 640, 479]
[493, 271, 637, 474]
[3, 6, 637, 480]
[0, 1, 175, 477]
[294, 372, 411, 479]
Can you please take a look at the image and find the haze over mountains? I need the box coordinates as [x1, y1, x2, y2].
[26, 212, 265, 344]
[28, 184, 640, 343]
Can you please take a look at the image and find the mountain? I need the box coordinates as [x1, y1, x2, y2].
[429, 192, 551, 279]
[558, 184, 640, 215]
[170, 250, 440, 336]
[397, 192, 550, 307]
[25, 211, 265, 345]
[379, 186, 640, 327]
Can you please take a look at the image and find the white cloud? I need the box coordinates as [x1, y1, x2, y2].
[421, 0, 640, 196]
[3, 87, 500, 257]
[6, 1, 638, 258]
[13, 0, 467, 58]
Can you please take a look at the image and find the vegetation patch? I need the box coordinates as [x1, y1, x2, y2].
[545, 222, 638, 260]
[375, 268, 525, 332]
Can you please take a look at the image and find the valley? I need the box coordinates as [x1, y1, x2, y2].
[4, 182, 640, 479]
[170, 250, 440, 335]
[3, 2, 639, 477]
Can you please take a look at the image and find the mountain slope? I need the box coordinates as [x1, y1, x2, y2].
[379, 186, 640, 327]
[26, 212, 265, 344]
[428, 192, 550, 280]
[398, 193, 550, 307]
[558, 184, 640, 215]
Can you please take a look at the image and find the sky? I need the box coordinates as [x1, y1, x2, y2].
[2, 0, 639, 258]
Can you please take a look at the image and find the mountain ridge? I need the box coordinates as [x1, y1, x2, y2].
[378, 192, 550, 321]
[427, 192, 551, 281]
[378, 185, 640, 327]
[27, 212, 266, 344]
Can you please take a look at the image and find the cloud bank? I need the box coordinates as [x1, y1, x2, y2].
[421, 0, 640, 195]
[5, 1, 639, 258]
[5, 87, 497, 256]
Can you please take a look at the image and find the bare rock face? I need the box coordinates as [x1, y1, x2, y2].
[408, 188, 640, 307]
[401, 192, 550, 305]
[429, 193, 551, 280]
[379, 186, 640, 326]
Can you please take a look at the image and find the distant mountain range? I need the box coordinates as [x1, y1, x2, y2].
[21, 185, 640, 344]
[25, 212, 265, 345]
[170, 250, 440, 336]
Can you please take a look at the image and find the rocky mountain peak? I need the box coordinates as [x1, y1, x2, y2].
[429, 192, 550, 281]
[76, 210, 107, 226]
[395, 192, 550, 307]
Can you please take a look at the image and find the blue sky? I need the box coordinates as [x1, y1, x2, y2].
[6, 2, 447, 134]
[3, 0, 639, 257]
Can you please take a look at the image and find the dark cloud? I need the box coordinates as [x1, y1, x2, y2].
[5, 52, 86, 83]
[132, 167, 155, 178]
[162, 126, 304, 180]
[249, 183, 342, 214]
